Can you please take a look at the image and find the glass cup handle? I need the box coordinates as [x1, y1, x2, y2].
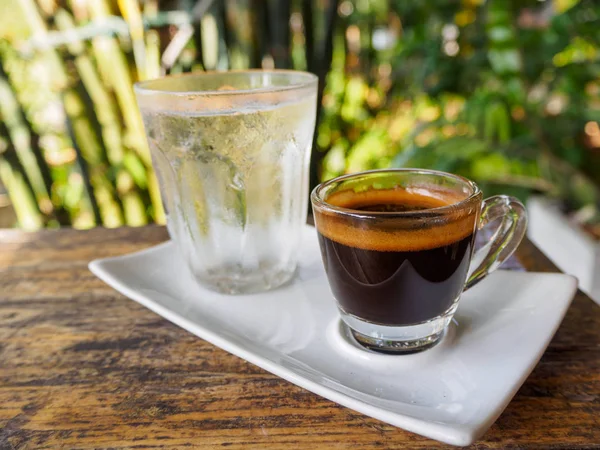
[464, 195, 528, 291]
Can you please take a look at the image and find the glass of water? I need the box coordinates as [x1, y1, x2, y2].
[134, 71, 318, 294]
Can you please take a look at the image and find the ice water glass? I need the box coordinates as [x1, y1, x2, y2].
[135, 71, 318, 294]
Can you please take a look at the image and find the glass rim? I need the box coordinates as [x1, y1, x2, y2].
[311, 168, 482, 218]
[134, 69, 318, 97]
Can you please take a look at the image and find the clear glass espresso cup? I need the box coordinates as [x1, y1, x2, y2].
[135, 71, 318, 294]
[311, 169, 527, 354]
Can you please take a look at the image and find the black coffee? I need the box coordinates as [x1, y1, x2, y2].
[315, 188, 476, 326]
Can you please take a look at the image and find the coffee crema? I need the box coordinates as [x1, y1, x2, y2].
[314, 188, 478, 326]
[316, 188, 476, 252]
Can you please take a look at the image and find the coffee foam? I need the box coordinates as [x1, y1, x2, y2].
[315, 188, 478, 252]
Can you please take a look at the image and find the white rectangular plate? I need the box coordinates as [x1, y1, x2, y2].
[90, 225, 577, 446]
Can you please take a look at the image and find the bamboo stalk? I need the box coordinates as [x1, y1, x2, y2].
[0, 118, 43, 229]
[192, 9, 205, 68]
[86, 0, 151, 166]
[63, 54, 112, 165]
[223, 0, 250, 69]
[115, 168, 148, 226]
[266, 0, 292, 68]
[0, 56, 55, 211]
[117, 0, 147, 80]
[2, 0, 81, 225]
[249, 0, 267, 68]
[145, 29, 162, 79]
[54, 9, 126, 167]
[56, 7, 152, 226]
[203, 1, 228, 70]
[122, 191, 148, 226]
[84, 0, 164, 224]
[301, 0, 314, 72]
[62, 76, 126, 226]
[8, 0, 130, 227]
[61, 92, 103, 226]
[321, 0, 339, 84]
[0, 58, 55, 220]
[309, 0, 340, 191]
[0, 157, 43, 229]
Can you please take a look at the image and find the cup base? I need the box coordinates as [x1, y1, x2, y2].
[349, 327, 444, 354]
[339, 304, 457, 354]
[192, 264, 296, 295]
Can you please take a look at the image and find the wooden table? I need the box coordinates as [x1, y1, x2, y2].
[1, 225, 599, 449]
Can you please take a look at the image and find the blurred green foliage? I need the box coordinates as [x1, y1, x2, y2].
[0, 0, 599, 234]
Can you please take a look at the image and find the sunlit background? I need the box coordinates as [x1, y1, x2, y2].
[0, 0, 598, 240]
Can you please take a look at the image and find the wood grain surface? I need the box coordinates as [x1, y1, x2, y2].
[0, 225, 599, 449]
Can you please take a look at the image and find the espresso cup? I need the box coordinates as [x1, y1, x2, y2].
[311, 169, 527, 354]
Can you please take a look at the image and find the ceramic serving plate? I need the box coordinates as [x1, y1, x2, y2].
[90, 225, 577, 446]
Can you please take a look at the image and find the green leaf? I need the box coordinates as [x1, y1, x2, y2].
[471, 153, 511, 180]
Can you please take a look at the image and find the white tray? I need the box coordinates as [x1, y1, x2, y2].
[90, 225, 577, 446]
